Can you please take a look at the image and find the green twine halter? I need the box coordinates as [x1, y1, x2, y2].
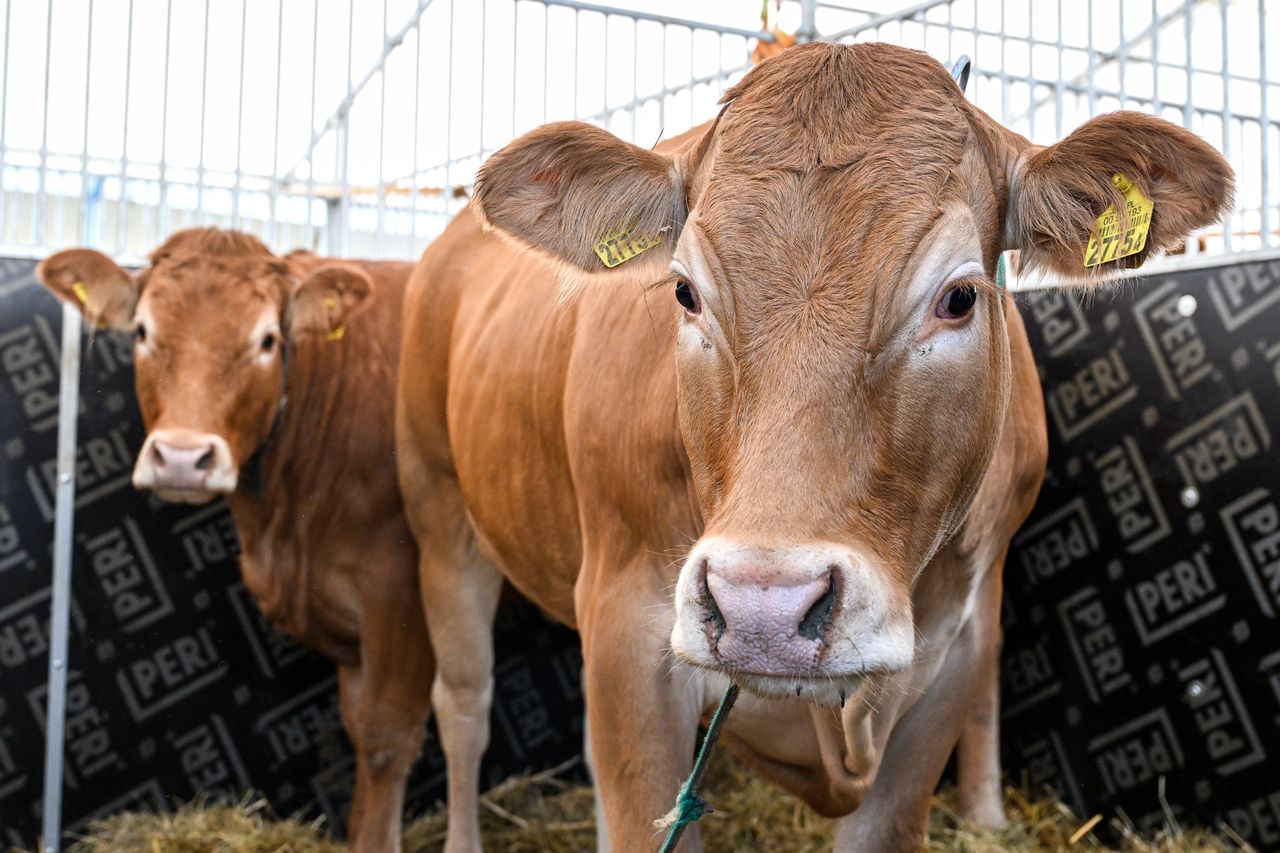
[658, 682, 740, 853]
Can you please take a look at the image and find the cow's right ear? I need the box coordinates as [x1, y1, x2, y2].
[473, 121, 688, 274]
[36, 248, 139, 330]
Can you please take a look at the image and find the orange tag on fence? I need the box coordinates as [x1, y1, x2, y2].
[1083, 173, 1154, 267]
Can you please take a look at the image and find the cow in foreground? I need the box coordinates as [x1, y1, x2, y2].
[398, 43, 1232, 851]
[38, 229, 431, 853]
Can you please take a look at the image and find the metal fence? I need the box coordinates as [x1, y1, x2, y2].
[0, 0, 1274, 264]
[0, 0, 1274, 260]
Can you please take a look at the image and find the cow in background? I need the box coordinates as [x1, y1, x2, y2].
[38, 229, 430, 853]
[397, 42, 1232, 851]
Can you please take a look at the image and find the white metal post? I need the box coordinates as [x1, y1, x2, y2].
[39, 303, 83, 853]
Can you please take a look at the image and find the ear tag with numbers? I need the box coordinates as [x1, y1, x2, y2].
[594, 227, 661, 269]
[1083, 173, 1154, 268]
[72, 281, 89, 305]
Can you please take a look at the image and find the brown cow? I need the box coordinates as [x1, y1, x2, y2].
[37, 229, 431, 853]
[398, 43, 1232, 851]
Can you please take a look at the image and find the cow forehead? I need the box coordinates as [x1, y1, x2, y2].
[689, 44, 987, 316]
[710, 42, 971, 174]
[140, 259, 284, 329]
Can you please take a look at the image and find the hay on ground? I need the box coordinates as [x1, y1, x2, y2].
[41, 753, 1248, 852]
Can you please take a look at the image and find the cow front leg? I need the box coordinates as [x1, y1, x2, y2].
[419, 537, 503, 853]
[954, 550, 1006, 830]
[344, 580, 437, 853]
[579, 573, 708, 853]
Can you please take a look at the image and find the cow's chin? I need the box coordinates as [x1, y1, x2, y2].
[671, 651, 872, 707]
[151, 486, 228, 505]
[732, 671, 869, 707]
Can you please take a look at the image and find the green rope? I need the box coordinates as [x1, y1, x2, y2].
[658, 682, 740, 853]
[996, 250, 1007, 291]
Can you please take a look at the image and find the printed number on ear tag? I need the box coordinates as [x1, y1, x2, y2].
[594, 228, 661, 268]
[1083, 173, 1154, 268]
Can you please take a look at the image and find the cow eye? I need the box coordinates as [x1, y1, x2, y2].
[134, 323, 147, 343]
[260, 333, 277, 352]
[936, 284, 977, 319]
[675, 279, 700, 314]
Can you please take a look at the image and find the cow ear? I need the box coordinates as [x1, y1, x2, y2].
[287, 265, 372, 340]
[473, 120, 688, 274]
[36, 248, 139, 330]
[1006, 111, 1234, 279]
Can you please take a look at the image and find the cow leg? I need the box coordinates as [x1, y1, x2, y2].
[582, 676, 612, 853]
[338, 666, 368, 842]
[419, 535, 503, 853]
[345, 583, 437, 853]
[832, 567, 1002, 852]
[578, 568, 708, 853]
[954, 550, 1006, 830]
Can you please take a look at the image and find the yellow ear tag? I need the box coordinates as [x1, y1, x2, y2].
[594, 227, 661, 269]
[1083, 173, 1154, 268]
[71, 281, 90, 305]
[320, 295, 345, 341]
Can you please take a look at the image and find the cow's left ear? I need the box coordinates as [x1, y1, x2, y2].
[287, 265, 372, 340]
[1006, 111, 1234, 278]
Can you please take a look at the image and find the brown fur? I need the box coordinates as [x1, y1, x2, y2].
[401, 42, 1231, 852]
[37, 229, 431, 853]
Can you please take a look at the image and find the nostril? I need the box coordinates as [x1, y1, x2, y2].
[151, 443, 168, 469]
[698, 559, 727, 641]
[195, 447, 215, 471]
[797, 571, 838, 642]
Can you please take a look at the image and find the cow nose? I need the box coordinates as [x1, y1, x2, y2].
[133, 429, 238, 500]
[701, 560, 840, 675]
[152, 440, 216, 474]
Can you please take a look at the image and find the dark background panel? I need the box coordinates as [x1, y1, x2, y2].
[1005, 255, 1280, 850]
[0, 259, 584, 845]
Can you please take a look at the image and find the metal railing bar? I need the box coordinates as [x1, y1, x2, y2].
[540, 0, 775, 42]
[1261, 0, 1271, 246]
[78, 0, 95, 244]
[36, 0, 54, 247]
[196, 0, 210, 219]
[412, 10, 422, 247]
[1221, 0, 1231, 251]
[39, 302, 82, 853]
[825, 0, 951, 40]
[268, 0, 284, 245]
[377, 0, 389, 256]
[306, 0, 318, 246]
[0, 0, 11, 242]
[113, 0, 133, 255]
[443, 0, 454, 222]
[158, 0, 173, 237]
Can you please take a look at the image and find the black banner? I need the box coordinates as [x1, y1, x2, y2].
[1003, 253, 1280, 850]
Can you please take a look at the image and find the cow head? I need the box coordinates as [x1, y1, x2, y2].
[475, 42, 1232, 703]
[37, 229, 371, 504]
